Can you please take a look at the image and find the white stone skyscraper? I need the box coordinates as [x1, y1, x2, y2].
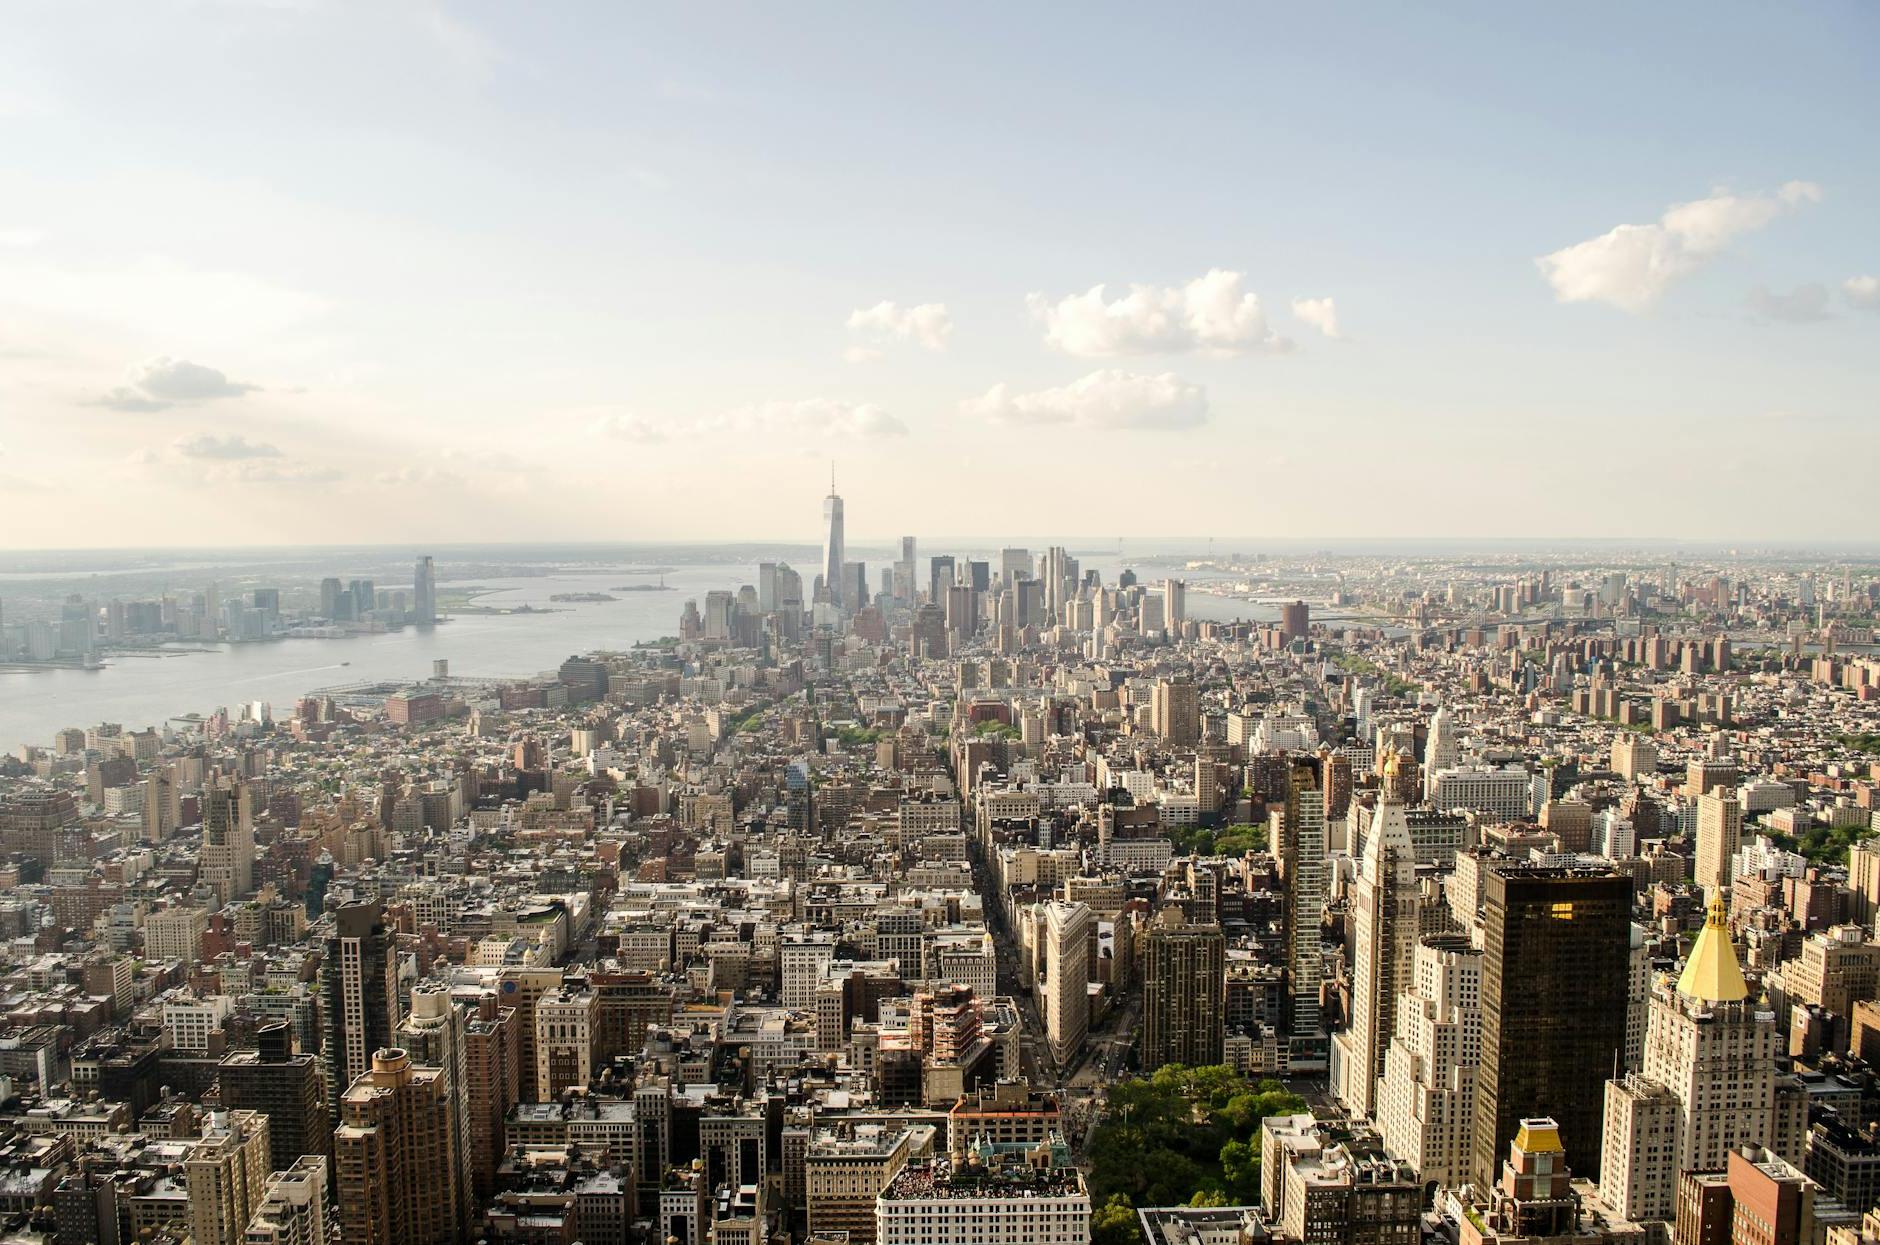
[1641, 899, 1775, 1197]
[1037, 900, 1092, 1069]
[1376, 933, 1482, 1189]
[821, 471, 845, 610]
[1335, 798, 1422, 1118]
[1600, 897, 1776, 1226]
[1424, 705, 1460, 800]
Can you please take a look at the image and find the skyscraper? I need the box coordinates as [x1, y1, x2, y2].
[757, 561, 779, 612]
[412, 556, 436, 626]
[334, 1047, 471, 1245]
[1042, 546, 1076, 623]
[219, 1022, 328, 1173]
[1473, 864, 1632, 1186]
[999, 547, 1030, 585]
[1037, 900, 1092, 1068]
[1142, 905, 1225, 1072]
[200, 780, 255, 904]
[1276, 758, 1329, 1062]
[1336, 797, 1422, 1118]
[1695, 790, 1743, 898]
[1424, 705, 1460, 799]
[143, 764, 181, 842]
[822, 473, 845, 610]
[1151, 677, 1199, 746]
[534, 984, 599, 1100]
[186, 1110, 272, 1245]
[1377, 933, 1483, 1188]
[242, 1156, 329, 1245]
[929, 555, 955, 606]
[1165, 578, 1186, 631]
[322, 902, 401, 1119]
[1602, 896, 1777, 1223]
[893, 536, 917, 603]
[397, 983, 478, 1234]
[1599, 1074, 1681, 1224]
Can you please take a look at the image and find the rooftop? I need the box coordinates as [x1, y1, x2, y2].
[880, 1159, 1084, 1202]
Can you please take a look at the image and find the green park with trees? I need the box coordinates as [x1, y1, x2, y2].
[1085, 1064, 1308, 1245]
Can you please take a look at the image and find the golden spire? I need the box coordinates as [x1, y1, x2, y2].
[1675, 895, 1749, 1003]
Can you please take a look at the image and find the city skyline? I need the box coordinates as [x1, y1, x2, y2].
[5, 9, 1880, 1245]
[2, 5, 1877, 547]
[2, 497, 1880, 1242]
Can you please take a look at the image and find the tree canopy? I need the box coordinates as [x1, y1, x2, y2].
[1086, 1064, 1307, 1244]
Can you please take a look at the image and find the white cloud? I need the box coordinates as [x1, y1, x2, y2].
[375, 465, 465, 487]
[595, 399, 907, 443]
[723, 398, 907, 439]
[440, 445, 531, 470]
[1845, 275, 1880, 311]
[1290, 296, 1342, 339]
[1747, 284, 1831, 324]
[845, 301, 952, 353]
[1026, 270, 1291, 357]
[961, 369, 1208, 431]
[92, 356, 260, 412]
[590, 413, 670, 444]
[0, 228, 42, 248]
[1537, 181, 1822, 312]
[202, 460, 343, 485]
[174, 432, 280, 459]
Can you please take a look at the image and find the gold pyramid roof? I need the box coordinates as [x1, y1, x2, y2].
[1676, 896, 1750, 1003]
[1514, 1118, 1564, 1154]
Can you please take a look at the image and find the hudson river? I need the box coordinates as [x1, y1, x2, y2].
[1, 559, 1276, 750]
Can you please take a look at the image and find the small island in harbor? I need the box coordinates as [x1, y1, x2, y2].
[550, 592, 618, 603]
[611, 584, 676, 592]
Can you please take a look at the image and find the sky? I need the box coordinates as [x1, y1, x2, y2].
[0, 2, 1875, 549]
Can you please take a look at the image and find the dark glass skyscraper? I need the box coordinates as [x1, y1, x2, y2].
[1472, 863, 1632, 1186]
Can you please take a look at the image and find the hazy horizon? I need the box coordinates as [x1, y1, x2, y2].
[8, 535, 1880, 559]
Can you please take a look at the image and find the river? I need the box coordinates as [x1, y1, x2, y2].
[0, 558, 1278, 751]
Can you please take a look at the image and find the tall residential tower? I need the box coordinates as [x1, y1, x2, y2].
[322, 902, 401, 1119]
